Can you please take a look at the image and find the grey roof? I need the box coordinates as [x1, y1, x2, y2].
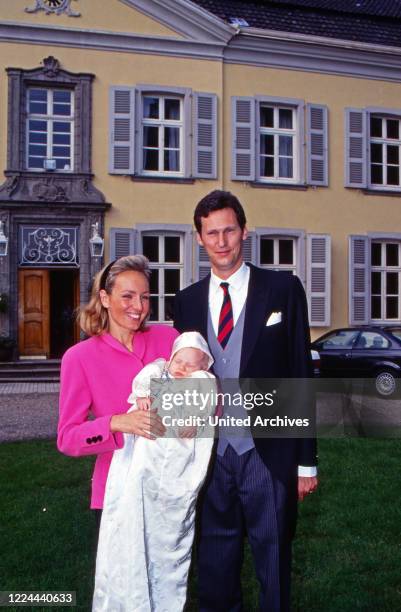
[255, 1, 401, 19]
[192, 0, 401, 48]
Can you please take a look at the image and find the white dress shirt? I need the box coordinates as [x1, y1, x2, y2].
[208, 263, 317, 479]
[209, 263, 250, 335]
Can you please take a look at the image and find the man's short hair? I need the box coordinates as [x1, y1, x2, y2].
[194, 190, 247, 234]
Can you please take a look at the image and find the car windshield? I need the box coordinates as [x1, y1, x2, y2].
[318, 330, 359, 349]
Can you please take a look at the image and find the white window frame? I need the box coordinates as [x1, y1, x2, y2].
[135, 86, 192, 179]
[256, 228, 306, 283]
[258, 105, 298, 183]
[136, 224, 193, 323]
[256, 96, 304, 185]
[370, 239, 401, 322]
[26, 87, 74, 172]
[369, 114, 401, 191]
[140, 94, 184, 177]
[259, 235, 297, 273]
[366, 107, 401, 192]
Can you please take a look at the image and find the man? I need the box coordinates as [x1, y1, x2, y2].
[174, 190, 317, 611]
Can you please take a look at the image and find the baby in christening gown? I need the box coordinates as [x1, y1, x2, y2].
[93, 332, 217, 612]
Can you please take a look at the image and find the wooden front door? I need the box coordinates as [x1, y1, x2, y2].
[18, 269, 50, 357]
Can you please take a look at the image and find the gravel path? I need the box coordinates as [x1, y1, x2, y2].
[0, 390, 59, 443]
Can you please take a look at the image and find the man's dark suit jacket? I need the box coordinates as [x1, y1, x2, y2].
[174, 264, 317, 534]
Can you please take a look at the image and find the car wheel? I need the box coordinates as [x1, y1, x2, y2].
[375, 370, 397, 398]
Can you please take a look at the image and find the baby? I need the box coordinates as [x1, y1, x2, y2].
[93, 332, 216, 612]
[130, 332, 214, 438]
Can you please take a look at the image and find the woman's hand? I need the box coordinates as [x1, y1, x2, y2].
[110, 409, 166, 440]
[178, 425, 197, 438]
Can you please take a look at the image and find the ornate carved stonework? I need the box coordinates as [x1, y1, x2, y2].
[88, 214, 102, 235]
[25, 0, 80, 17]
[0, 213, 9, 233]
[0, 176, 19, 198]
[42, 56, 60, 78]
[0, 173, 105, 204]
[32, 178, 68, 202]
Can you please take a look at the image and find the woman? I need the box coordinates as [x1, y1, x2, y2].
[93, 332, 217, 611]
[57, 255, 179, 511]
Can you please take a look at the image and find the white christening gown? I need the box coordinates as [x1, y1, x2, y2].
[92, 359, 216, 612]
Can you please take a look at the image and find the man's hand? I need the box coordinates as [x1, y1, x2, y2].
[298, 476, 318, 501]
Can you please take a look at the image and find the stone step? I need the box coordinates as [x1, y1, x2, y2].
[0, 359, 61, 369]
[0, 376, 60, 383]
[0, 370, 60, 380]
[0, 360, 61, 382]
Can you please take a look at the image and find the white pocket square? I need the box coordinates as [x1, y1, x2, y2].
[265, 311, 282, 326]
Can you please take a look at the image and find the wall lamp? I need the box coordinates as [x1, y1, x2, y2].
[89, 222, 104, 258]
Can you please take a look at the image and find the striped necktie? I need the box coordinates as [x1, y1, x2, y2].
[218, 282, 234, 348]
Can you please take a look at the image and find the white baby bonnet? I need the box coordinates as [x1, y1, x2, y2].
[170, 331, 214, 370]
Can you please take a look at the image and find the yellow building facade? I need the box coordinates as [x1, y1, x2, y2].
[1, 0, 401, 357]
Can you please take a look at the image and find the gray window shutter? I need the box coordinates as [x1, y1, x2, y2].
[232, 97, 255, 181]
[345, 108, 367, 188]
[242, 231, 256, 264]
[349, 235, 369, 324]
[109, 228, 137, 259]
[307, 104, 328, 186]
[193, 92, 217, 179]
[183, 90, 192, 178]
[307, 234, 331, 327]
[196, 244, 211, 281]
[109, 87, 135, 174]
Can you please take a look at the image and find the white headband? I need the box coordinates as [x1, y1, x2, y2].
[170, 331, 214, 370]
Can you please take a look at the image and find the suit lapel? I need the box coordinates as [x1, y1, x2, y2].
[191, 275, 210, 340]
[240, 264, 274, 375]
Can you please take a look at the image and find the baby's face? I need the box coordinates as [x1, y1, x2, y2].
[168, 347, 208, 378]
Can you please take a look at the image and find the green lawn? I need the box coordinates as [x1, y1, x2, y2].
[1, 438, 400, 611]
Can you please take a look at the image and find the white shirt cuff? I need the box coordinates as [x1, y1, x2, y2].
[298, 465, 317, 477]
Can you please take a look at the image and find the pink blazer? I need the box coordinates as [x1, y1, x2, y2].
[57, 325, 179, 508]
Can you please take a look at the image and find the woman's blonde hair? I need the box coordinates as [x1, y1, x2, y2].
[79, 255, 151, 337]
